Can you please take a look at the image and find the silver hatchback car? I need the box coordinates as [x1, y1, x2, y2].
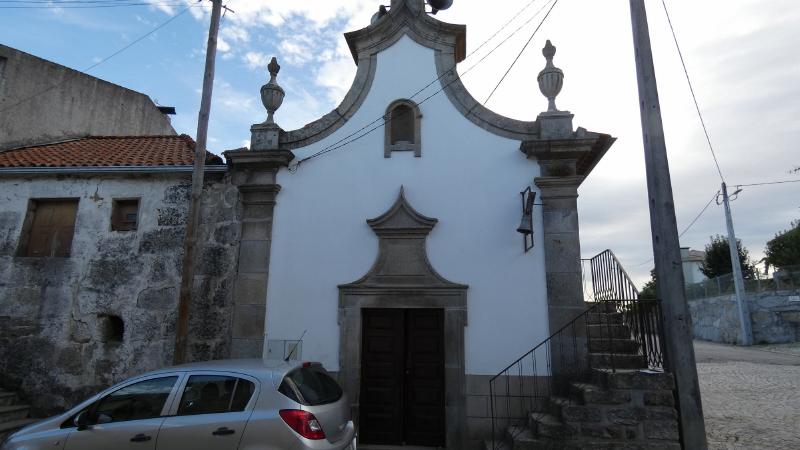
[1, 359, 356, 450]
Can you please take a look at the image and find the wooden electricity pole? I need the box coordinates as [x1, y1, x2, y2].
[629, 1, 708, 448]
[174, 0, 223, 365]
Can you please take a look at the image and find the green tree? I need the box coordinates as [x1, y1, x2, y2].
[764, 220, 800, 271]
[700, 235, 756, 280]
[639, 269, 657, 299]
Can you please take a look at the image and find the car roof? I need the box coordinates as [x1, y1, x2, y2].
[140, 358, 302, 385]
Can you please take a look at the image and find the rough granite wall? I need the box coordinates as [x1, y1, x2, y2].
[689, 290, 800, 344]
[0, 172, 240, 415]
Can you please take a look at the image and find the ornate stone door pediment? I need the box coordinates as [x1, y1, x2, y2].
[338, 187, 468, 449]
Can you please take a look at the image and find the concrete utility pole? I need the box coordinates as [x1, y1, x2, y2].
[629, 1, 707, 448]
[721, 182, 754, 346]
[174, 0, 223, 365]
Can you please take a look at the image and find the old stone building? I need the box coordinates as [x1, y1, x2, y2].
[0, 44, 176, 151]
[0, 136, 237, 415]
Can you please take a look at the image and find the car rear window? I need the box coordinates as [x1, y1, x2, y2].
[281, 367, 343, 406]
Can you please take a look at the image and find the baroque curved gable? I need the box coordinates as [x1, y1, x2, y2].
[277, 0, 542, 150]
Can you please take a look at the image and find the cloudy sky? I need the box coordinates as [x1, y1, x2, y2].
[1, 0, 797, 286]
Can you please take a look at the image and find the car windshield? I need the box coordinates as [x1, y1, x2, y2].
[282, 366, 342, 406]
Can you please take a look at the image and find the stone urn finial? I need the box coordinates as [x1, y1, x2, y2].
[260, 57, 285, 125]
[537, 40, 564, 113]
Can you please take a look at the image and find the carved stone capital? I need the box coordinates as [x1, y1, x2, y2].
[225, 148, 294, 171]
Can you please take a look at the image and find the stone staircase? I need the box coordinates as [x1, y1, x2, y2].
[0, 387, 36, 442]
[487, 303, 681, 450]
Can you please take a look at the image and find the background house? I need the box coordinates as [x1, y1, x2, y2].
[0, 44, 175, 151]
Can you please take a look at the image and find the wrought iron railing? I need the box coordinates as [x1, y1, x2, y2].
[589, 249, 640, 302]
[488, 250, 667, 448]
[488, 303, 596, 449]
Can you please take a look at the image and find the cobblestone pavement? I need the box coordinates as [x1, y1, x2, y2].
[694, 341, 800, 449]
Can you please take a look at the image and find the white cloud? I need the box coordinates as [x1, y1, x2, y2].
[243, 51, 271, 71]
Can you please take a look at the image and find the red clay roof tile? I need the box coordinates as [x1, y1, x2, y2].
[0, 135, 224, 168]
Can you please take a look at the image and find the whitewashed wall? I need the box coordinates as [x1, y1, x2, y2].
[266, 36, 549, 375]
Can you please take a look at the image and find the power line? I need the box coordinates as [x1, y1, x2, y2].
[0, 1, 200, 115]
[630, 189, 720, 268]
[290, 0, 554, 170]
[0, 1, 189, 8]
[660, 0, 725, 183]
[735, 179, 800, 188]
[291, 0, 560, 170]
[679, 190, 718, 238]
[484, 0, 559, 105]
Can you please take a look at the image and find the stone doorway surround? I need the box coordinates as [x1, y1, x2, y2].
[338, 188, 468, 449]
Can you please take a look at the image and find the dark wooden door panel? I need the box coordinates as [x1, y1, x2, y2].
[360, 309, 404, 445]
[404, 309, 445, 447]
[360, 308, 445, 447]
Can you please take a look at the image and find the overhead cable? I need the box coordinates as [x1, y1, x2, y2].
[291, 0, 560, 170]
[660, 0, 725, 182]
[0, 1, 201, 115]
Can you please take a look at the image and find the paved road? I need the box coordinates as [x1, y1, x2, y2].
[694, 340, 800, 449]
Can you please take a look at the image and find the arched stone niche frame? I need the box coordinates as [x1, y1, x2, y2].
[338, 187, 468, 448]
[384, 99, 422, 158]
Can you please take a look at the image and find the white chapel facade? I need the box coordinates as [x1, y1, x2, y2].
[224, 0, 614, 447]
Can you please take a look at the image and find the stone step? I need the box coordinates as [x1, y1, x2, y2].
[484, 438, 512, 450]
[587, 338, 640, 354]
[505, 426, 571, 450]
[0, 405, 29, 424]
[589, 353, 647, 370]
[0, 418, 38, 441]
[569, 382, 632, 405]
[528, 413, 577, 439]
[586, 312, 623, 325]
[587, 324, 630, 339]
[0, 391, 17, 407]
[585, 302, 619, 314]
[547, 397, 602, 423]
[592, 369, 675, 391]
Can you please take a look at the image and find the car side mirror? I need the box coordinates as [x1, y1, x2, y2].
[75, 411, 89, 431]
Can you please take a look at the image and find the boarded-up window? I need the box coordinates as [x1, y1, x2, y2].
[390, 104, 415, 144]
[111, 199, 140, 231]
[18, 199, 79, 257]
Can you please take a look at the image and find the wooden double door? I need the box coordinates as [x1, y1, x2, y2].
[359, 308, 446, 447]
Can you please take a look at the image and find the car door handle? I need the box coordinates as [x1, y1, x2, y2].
[212, 427, 236, 436]
[130, 433, 152, 442]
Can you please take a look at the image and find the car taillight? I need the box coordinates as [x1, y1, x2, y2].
[279, 409, 326, 440]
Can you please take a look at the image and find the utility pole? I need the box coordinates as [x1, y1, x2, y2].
[721, 182, 754, 346]
[629, 1, 707, 448]
[174, 0, 223, 365]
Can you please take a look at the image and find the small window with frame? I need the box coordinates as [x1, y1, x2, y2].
[111, 199, 140, 232]
[17, 198, 79, 258]
[384, 99, 421, 158]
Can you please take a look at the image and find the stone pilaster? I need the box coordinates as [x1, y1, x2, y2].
[522, 130, 601, 374]
[225, 149, 293, 358]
